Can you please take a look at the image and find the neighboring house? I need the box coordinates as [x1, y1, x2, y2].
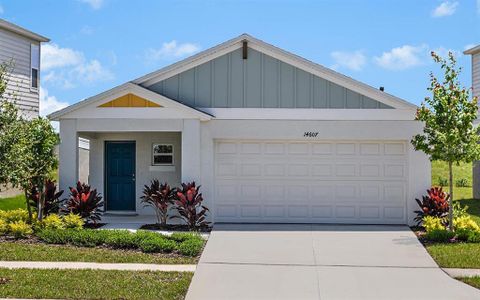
[464, 45, 480, 199]
[49, 34, 430, 225]
[0, 18, 49, 117]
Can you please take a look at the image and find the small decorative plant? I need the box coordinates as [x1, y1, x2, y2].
[455, 178, 469, 187]
[438, 177, 448, 187]
[172, 182, 209, 229]
[141, 179, 174, 226]
[28, 180, 64, 216]
[62, 182, 104, 224]
[414, 187, 449, 225]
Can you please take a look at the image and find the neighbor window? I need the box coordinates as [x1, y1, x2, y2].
[152, 144, 174, 165]
[31, 44, 40, 89]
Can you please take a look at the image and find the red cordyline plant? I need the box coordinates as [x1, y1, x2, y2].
[172, 182, 209, 229]
[62, 181, 104, 224]
[28, 179, 64, 216]
[414, 186, 449, 225]
[141, 179, 174, 226]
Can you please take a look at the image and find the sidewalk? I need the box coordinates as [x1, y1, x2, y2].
[0, 261, 196, 272]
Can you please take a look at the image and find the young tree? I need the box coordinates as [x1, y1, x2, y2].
[0, 61, 59, 221]
[412, 52, 480, 230]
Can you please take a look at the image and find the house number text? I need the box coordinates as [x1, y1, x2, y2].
[303, 131, 319, 138]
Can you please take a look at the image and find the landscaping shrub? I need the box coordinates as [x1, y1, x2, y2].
[467, 231, 480, 243]
[172, 182, 210, 229]
[424, 229, 455, 242]
[28, 179, 64, 216]
[62, 213, 84, 230]
[0, 219, 7, 234]
[423, 216, 445, 233]
[177, 238, 204, 256]
[139, 236, 176, 253]
[36, 228, 204, 255]
[438, 177, 448, 187]
[0, 209, 29, 223]
[453, 215, 479, 232]
[455, 178, 469, 187]
[141, 180, 174, 226]
[62, 182, 104, 224]
[41, 214, 65, 230]
[453, 202, 469, 218]
[414, 187, 449, 224]
[104, 230, 139, 249]
[8, 220, 33, 238]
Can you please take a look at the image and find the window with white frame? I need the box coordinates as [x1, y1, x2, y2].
[152, 144, 174, 165]
[31, 44, 40, 89]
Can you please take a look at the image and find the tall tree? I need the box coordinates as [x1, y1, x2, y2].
[412, 51, 480, 230]
[0, 61, 59, 221]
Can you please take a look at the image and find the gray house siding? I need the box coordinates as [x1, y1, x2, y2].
[0, 28, 39, 116]
[146, 48, 392, 109]
[473, 53, 479, 98]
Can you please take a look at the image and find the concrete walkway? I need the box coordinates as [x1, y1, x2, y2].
[0, 261, 196, 272]
[186, 224, 480, 300]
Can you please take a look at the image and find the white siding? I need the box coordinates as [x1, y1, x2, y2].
[0, 28, 39, 116]
[473, 53, 480, 98]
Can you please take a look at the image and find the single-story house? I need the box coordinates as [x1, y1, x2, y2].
[49, 34, 430, 225]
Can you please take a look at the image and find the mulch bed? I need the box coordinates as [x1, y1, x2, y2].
[83, 223, 106, 229]
[140, 224, 211, 233]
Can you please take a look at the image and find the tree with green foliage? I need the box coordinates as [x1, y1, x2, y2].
[0, 61, 59, 221]
[412, 52, 480, 230]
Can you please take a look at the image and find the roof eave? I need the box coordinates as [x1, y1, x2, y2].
[464, 45, 480, 55]
[0, 19, 50, 42]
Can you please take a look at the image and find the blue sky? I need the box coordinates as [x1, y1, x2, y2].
[1, 0, 479, 115]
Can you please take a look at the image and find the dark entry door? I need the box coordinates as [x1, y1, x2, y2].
[105, 141, 136, 211]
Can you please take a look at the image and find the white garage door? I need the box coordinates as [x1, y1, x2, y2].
[214, 140, 408, 224]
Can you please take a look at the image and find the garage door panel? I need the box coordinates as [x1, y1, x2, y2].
[214, 140, 408, 224]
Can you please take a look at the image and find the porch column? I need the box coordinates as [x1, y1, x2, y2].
[59, 119, 78, 194]
[181, 119, 201, 183]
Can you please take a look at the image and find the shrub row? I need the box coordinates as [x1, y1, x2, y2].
[36, 229, 204, 256]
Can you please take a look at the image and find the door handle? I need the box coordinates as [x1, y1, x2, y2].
[132, 173, 135, 182]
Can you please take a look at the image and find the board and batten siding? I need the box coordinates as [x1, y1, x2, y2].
[146, 48, 392, 109]
[473, 53, 480, 98]
[0, 28, 39, 116]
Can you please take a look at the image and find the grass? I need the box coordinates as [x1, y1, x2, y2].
[426, 243, 480, 268]
[0, 242, 197, 264]
[457, 276, 480, 289]
[0, 268, 192, 300]
[0, 194, 26, 211]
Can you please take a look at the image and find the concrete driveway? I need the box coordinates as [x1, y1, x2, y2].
[186, 224, 480, 300]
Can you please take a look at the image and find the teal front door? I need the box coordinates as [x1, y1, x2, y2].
[105, 141, 136, 211]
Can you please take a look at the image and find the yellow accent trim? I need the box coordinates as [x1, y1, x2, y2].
[98, 93, 162, 108]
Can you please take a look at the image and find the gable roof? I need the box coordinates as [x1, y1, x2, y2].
[134, 34, 417, 110]
[464, 45, 480, 55]
[48, 82, 213, 121]
[0, 19, 49, 42]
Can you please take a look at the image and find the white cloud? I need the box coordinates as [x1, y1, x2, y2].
[374, 44, 428, 70]
[39, 87, 68, 117]
[42, 43, 114, 88]
[432, 1, 458, 17]
[78, 0, 104, 10]
[42, 44, 84, 71]
[145, 40, 200, 61]
[330, 50, 366, 71]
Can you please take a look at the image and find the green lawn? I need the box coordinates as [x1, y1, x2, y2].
[426, 243, 480, 268]
[0, 194, 26, 211]
[0, 268, 192, 300]
[0, 242, 197, 264]
[457, 276, 480, 289]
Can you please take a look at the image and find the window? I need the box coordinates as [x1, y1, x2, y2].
[152, 144, 174, 165]
[31, 44, 40, 89]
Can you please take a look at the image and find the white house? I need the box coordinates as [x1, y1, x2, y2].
[49, 34, 430, 225]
